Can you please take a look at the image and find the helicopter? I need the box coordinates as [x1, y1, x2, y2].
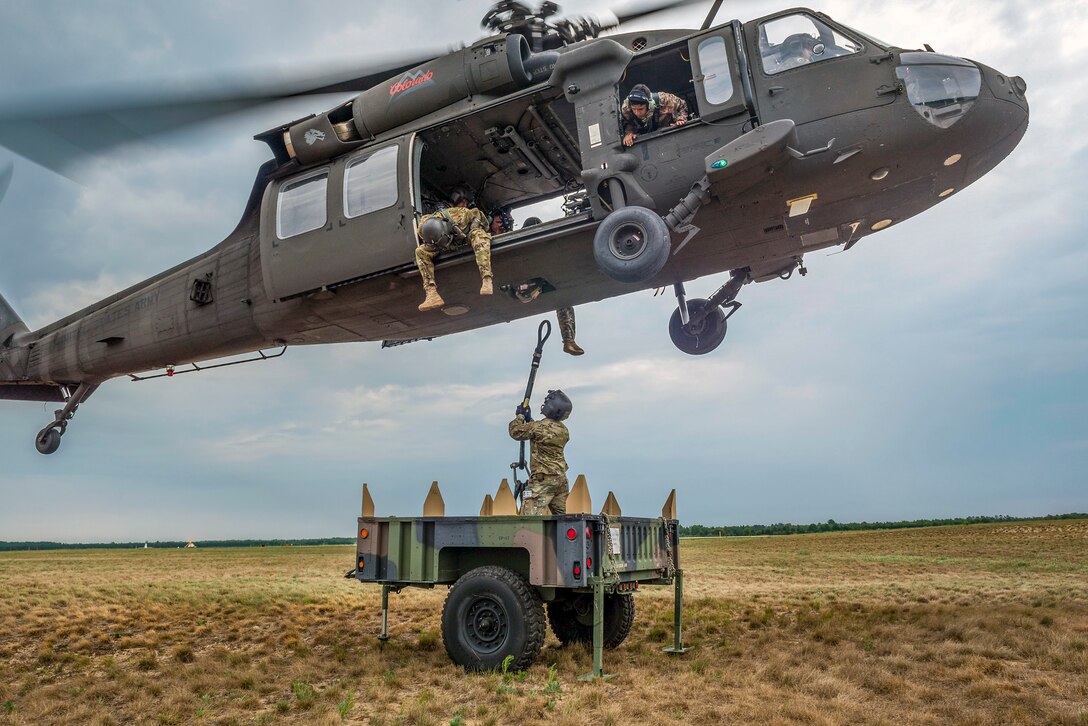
[0, 0, 1029, 455]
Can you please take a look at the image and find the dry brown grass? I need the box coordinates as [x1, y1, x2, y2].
[1, 520, 1086, 724]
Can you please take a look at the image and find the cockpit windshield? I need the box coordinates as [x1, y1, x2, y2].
[759, 13, 861, 75]
[832, 21, 891, 51]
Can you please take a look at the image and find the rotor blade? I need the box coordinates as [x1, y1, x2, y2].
[0, 160, 12, 207]
[611, 0, 709, 27]
[0, 50, 438, 179]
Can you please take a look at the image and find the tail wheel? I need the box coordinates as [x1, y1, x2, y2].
[592, 206, 671, 283]
[669, 298, 727, 355]
[441, 566, 545, 672]
[546, 592, 635, 649]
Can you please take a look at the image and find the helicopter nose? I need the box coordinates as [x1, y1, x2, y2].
[976, 61, 1030, 153]
[981, 63, 1029, 117]
[946, 60, 1028, 192]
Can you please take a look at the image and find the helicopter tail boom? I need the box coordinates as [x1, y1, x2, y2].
[0, 293, 61, 400]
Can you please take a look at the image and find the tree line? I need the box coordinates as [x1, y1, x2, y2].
[677, 513, 1087, 538]
[0, 538, 354, 552]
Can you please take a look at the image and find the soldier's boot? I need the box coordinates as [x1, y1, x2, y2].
[562, 339, 585, 356]
[479, 276, 493, 296]
[418, 285, 445, 312]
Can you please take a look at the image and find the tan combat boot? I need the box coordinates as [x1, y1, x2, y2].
[479, 276, 493, 295]
[418, 285, 445, 312]
[563, 339, 585, 356]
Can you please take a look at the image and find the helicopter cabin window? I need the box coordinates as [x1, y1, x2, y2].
[276, 171, 328, 240]
[696, 36, 735, 105]
[759, 14, 860, 75]
[344, 145, 399, 218]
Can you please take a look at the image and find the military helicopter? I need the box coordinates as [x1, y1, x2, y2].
[0, 0, 1028, 454]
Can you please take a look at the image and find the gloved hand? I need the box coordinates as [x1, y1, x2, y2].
[516, 404, 532, 420]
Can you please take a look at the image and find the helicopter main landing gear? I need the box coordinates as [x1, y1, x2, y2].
[34, 382, 98, 455]
[592, 206, 671, 284]
[669, 270, 750, 355]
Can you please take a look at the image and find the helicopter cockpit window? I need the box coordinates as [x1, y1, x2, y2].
[344, 145, 398, 218]
[696, 36, 735, 104]
[895, 54, 982, 129]
[276, 171, 328, 240]
[759, 14, 860, 75]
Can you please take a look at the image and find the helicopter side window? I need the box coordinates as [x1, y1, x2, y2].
[697, 36, 735, 105]
[344, 145, 399, 218]
[759, 14, 860, 75]
[276, 171, 328, 240]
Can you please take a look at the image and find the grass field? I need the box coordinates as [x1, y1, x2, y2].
[1, 519, 1086, 725]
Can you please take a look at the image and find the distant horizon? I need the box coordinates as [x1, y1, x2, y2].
[3, 512, 1084, 549]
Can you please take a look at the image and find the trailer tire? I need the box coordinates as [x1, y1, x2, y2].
[441, 565, 545, 672]
[546, 592, 635, 649]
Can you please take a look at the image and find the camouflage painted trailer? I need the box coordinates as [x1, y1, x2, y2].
[351, 480, 687, 678]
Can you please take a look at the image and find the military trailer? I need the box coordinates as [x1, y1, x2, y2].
[351, 477, 687, 678]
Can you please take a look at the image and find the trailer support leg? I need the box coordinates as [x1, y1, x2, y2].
[579, 577, 615, 681]
[663, 568, 690, 654]
[378, 584, 391, 649]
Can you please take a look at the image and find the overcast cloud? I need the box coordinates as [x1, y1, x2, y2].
[0, 0, 1084, 542]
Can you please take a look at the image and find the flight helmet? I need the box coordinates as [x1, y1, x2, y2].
[540, 389, 572, 421]
[420, 215, 454, 246]
[449, 185, 474, 207]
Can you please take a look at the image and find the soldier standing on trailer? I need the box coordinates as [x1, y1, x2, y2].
[509, 390, 572, 515]
[414, 186, 493, 312]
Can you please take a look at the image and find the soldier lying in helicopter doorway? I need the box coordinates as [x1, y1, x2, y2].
[510, 390, 573, 516]
[414, 187, 493, 312]
[620, 83, 689, 147]
[494, 211, 584, 356]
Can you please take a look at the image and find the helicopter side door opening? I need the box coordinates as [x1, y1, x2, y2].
[414, 89, 582, 219]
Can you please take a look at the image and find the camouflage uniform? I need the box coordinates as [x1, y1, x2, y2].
[621, 91, 689, 138]
[509, 415, 569, 515]
[414, 206, 492, 288]
[556, 306, 576, 345]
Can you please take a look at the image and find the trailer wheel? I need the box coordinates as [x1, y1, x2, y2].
[441, 566, 545, 672]
[546, 592, 636, 649]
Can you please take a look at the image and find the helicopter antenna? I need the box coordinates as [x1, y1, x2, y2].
[701, 0, 724, 29]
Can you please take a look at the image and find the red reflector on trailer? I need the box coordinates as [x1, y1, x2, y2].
[566, 527, 577, 540]
[573, 562, 581, 577]
[586, 526, 592, 539]
[586, 557, 592, 569]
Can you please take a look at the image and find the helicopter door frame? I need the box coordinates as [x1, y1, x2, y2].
[686, 23, 750, 124]
[743, 10, 897, 127]
[260, 136, 418, 301]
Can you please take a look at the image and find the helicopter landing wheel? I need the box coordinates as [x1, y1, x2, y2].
[35, 425, 63, 455]
[593, 206, 671, 283]
[669, 298, 727, 355]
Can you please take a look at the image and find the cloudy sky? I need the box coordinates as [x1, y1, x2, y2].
[0, 0, 1084, 542]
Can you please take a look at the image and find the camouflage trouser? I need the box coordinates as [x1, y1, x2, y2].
[556, 306, 575, 343]
[414, 230, 492, 289]
[520, 474, 568, 516]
